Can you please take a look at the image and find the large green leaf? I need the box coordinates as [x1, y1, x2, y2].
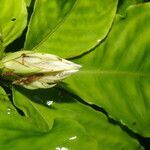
[63, 3, 150, 137]
[12, 87, 52, 131]
[0, 0, 27, 47]
[24, 0, 118, 58]
[0, 114, 97, 150]
[12, 87, 142, 149]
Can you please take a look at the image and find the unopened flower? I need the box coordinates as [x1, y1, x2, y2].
[0, 51, 81, 89]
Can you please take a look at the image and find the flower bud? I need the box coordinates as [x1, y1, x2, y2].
[0, 51, 81, 89]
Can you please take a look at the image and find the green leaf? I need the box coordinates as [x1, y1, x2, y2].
[12, 87, 142, 149]
[0, 0, 27, 47]
[0, 114, 97, 150]
[0, 86, 18, 115]
[12, 87, 52, 131]
[117, 0, 144, 15]
[63, 3, 150, 137]
[24, 0, 118, 58]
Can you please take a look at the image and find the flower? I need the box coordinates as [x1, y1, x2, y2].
[0, 51, 81, 89]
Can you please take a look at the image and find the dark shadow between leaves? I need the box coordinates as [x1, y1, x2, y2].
[108, 117, 150, 150]
[60, 82, 150, 150]
[14, 85, 76, 109]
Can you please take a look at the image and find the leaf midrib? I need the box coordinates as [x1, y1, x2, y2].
[79, 70, 150, 77]
[31, 0, 78, 50]
[28, 99, 51, 130]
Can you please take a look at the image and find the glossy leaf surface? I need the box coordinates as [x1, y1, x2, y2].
[24, 0, 118, 58]
[0, 0, 27, 47]
[11, 87, 142, 149]
[0, 115, 97, 150]
[64, 3, 150, 137]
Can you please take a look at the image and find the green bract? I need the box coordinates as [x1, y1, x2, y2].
[0, 51, 81, 89]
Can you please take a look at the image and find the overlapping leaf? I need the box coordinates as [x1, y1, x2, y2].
[63, 3, 150, 137]
[0, 115, 97, 150]
[0, 86, 17, 115]
[117, 0, 144, 15]
[0, 0, 27, 48]
[24, 0, 118, 58]
[11, 87, 142, 149]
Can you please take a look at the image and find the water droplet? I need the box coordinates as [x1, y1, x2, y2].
[46, 100, 53, 106]
[97, 39, 101, 42]
[7, 112, 11, 115]
[69, 136, 77, 140]
[56, 147, 68, 150]
[7, 107, 12, 115]
[7, 108, 11, 111]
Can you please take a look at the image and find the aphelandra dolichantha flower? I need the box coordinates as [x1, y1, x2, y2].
[0, 51, 81, 89]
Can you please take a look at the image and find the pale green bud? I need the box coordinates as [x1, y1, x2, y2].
[0, 51, 81, 89]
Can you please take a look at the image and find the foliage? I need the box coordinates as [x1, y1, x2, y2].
[0, 0, 150, 149]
